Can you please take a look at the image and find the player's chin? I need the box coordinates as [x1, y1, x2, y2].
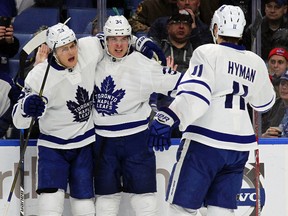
[113, 51, 126, 58]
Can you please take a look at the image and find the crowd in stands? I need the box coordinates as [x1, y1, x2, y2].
[1, 0, 288, 139]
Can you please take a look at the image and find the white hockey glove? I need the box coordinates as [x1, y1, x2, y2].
[135, 36, 167, 66]
[148, 107, 180, 152]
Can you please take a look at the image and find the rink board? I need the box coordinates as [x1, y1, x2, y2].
[0, 138, 287, 216]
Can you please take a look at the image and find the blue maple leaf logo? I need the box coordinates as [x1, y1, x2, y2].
[67, 86, 93, 122]
[94, 75, 125, 116]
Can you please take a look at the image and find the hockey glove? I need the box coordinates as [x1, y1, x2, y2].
[8, 83, 22, 104]
[135, 36, 167, 66]
[148, 107, 180, 152]
[22, 94, 46, 118]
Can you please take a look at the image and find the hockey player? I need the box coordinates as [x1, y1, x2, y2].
[92, 15, 183, 216]
[148, 5, 276, 216]
[12, 23, 101, 216]
[11, 21, 167, 215]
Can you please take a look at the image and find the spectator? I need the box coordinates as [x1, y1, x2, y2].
[242, 0, 288, 62]
[158, 10, 193, 72]
[0, 24, 19, 75]
[267, 47, 288, 97]
[261, 47, 288, 136]
[148, 0, 213, 50]
[262, 70, 288, 137]
[149, 11, 194, 132]
[0, 0, 19, 65]
[128, 0, 178, 34]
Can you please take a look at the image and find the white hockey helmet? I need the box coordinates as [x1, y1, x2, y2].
[104, 15, 132, 37]
[103, 15, 132, 60]
[46, 23, 77, 50]
[210, 5, 246, 43]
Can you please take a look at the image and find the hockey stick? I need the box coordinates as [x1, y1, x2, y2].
[3, 19, 70, 216]
[2, 29, 47, 216]
[20, 29, 47, 216]
[254, 147, 261, 216]
[19, 129, 25, 216]
[3, 53, 53, 216]
[14, 29, 48, 88]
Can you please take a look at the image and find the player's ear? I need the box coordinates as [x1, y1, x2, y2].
[212, 24, 218, 37]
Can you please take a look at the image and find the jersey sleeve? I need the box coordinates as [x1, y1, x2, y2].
[169, 47, 214, 131]
[78, 36, 104, 63]
[129, 53, 182, 98]
[247, 60, 275, 113]
[151, 67, 183, 97]
[149, 61, 183, 97]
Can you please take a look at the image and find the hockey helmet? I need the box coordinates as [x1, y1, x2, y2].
[104, 15, 132, 37]
[46, 23, 77, 50]
[103, 15, 132, 60]
[210, 5, 246, 43]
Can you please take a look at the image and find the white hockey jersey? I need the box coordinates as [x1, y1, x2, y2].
[93, 52, 183, 137]
[0, 75, 12, 117]
[169, 43, 276, 151]
[12, 36, 104, 149]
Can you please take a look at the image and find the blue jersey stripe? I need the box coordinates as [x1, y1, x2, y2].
[39, 128, 95, 144]
[251, 96, 275, 110]
[95, 117, 149, 131]
[185, 125, 256, 144]
[177, 90, 210, 105]
[180, 79, 211, 93]
[167, 73, 185, 97]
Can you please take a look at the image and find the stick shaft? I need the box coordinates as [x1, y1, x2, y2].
[255, 148, 261, 216]
[5, 39, 55, 216]
[7, 119, 35, 204]
[5, 56, 52, 215]
[19, 129, 25, 216]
